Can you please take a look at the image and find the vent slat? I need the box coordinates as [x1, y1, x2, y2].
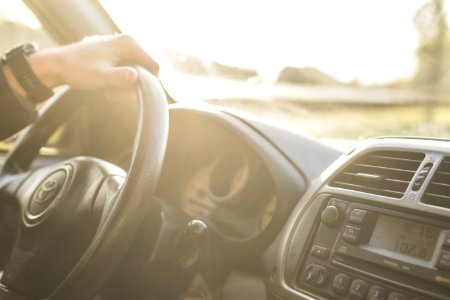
[346, 166, 415, 182]
[330, 151, 424, 199]
[352, 163, 416, 174]
[432, 172, 450, 182]
[439, 161, 450, 173]
[430, 182, 450, 189]
[341, 172, 410, 184]
[365, 151, 425, 160]
[423, 193, 450, 201]
[332, 181, 404, 198]
[422, 157, 450, 209]
[435, 171, 450, 176]
[368, 155, 424, 164]
[336, 173, 409, 192]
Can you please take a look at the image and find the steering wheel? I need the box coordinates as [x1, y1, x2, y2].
[0, 68, 168, 300]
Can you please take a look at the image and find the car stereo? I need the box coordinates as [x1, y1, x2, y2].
[296, 198, 450, 300]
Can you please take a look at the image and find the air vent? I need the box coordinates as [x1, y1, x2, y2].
[330, 151, 425, 198]
[422, 157, 450, 209]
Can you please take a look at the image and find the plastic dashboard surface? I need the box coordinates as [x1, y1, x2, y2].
[272, 138, 450, 300]
[155, 105, 337, 257]
[3, 103, 450, 300]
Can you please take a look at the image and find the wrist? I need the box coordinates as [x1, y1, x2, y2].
[27, 48, 62, 89]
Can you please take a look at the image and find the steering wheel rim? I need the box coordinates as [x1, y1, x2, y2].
[0, 67, 168, 300]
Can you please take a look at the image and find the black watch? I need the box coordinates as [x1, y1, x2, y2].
[2, 42, 54, 103]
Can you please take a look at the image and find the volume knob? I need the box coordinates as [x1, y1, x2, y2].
[321, 205, 340, 227]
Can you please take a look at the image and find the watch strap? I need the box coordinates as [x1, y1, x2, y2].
[2, 43, 54, 103]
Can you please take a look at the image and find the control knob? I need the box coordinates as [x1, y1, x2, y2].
[321, 205, 340, 227]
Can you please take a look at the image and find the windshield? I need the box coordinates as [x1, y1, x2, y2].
[101, 0, 450, 142]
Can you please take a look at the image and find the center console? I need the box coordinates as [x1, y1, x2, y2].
[296, 197, 450, 300]
[275, 139, 450, 300]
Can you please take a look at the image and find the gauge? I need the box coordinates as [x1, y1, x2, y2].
[181, 165, 216, 217]
[207, 150, 249, 203]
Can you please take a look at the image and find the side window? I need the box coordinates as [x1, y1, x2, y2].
[0, 1, 60, 151]
[0, 1, 55, 54]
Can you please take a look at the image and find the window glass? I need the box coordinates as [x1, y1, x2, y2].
[0, 1, 55, 54]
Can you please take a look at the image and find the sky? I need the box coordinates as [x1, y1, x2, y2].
[101, 0, 432, 84]
[0, 0, 444, 84]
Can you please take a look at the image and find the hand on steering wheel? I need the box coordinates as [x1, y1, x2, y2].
[7, 34, 159, 102]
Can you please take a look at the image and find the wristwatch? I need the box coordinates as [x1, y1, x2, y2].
[1, 42, 54, 103]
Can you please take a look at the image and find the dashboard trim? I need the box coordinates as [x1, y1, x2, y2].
[273, 138, 450, 300]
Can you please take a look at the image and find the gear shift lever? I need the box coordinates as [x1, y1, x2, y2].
[173, 220, 207, 267]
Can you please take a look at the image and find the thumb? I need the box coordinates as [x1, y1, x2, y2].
[103, 66, 138, 88]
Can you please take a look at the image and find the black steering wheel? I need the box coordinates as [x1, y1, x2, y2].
[0, 67, 168, 300]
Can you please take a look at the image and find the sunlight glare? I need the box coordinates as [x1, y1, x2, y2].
[102, 0, 430, 84]
[0, 1, 42, 29]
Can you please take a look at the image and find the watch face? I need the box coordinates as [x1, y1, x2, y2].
[22, 42, 38, 55]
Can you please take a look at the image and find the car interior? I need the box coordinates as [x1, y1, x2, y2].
[0, 0, 449, 299]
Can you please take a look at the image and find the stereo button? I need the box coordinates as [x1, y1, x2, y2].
[349, 279, 368, 299]
[332, 273, 351, 295]
[367, 286, 387, 300]
[343, 225, 361, 244]
[349, 209, 367, 225]
[311, 245, 330, 259]
[387, 292, 406, 300]
[437, 250, 450, 271]
[303, 264, 328, 287]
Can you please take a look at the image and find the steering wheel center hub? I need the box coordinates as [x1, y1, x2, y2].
[25, 167, 70, 225]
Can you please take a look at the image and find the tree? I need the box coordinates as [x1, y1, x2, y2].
[413, 0, 449, 92]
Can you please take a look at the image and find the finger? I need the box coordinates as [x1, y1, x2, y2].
[102, 66, 138, 89]
[117, 35, 160, 76]
[103, 88, 137, 101]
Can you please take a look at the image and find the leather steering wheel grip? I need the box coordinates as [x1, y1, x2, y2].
[47, 67, 168, 300]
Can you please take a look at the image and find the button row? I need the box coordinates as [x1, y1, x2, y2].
[330, 273, 410, 300]
[302, 266, 417, 300]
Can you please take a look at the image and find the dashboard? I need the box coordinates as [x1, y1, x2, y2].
[148, 105, 450, 300]
[1, 102, 450, 300]
[271, 138, 450, 300]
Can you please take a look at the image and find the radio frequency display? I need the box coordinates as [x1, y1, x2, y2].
[369, 215, 441, 261]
